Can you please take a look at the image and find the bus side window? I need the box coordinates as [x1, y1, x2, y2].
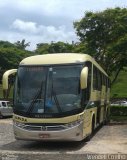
[106, 77, 108, 92]
[86, 61, 92, 100]
[106, 77, 110, 91]
[102, 74, 106, 86]
[97, 70, 101, 91]
[93, 66, 98, 90]
[100, 72, 103, 89]
[108, 79, 111, 88]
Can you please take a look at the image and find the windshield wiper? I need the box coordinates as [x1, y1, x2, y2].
[27, 81, 44, 114]
[52, 90, 62, 112]
[50, 75, 62, 112]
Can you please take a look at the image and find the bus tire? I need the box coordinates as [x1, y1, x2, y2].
[92, 116, 95, 134]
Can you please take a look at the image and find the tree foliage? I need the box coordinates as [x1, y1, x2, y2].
[0, 41, 33, 84]
[35, 41, 87, 57]
[14, 39, 30, 50]
[0, 41, 15, 48]
[0, 48, 32, 70]
[35, 41, 76, 54]
[0, 7, 127, 89]
[74, 7, 127, 84]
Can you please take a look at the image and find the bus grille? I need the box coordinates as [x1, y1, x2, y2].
[16, 123, 67, 131]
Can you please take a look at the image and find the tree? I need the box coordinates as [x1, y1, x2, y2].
[0, 46, 32, 70]
[36, 43, 51, 54]
[74, 7, 127, 84]
[0, 41, 33, 87]
[35, 41, 76, 54]
[0, 41, 15, 48]
[14, 39, 30, 50]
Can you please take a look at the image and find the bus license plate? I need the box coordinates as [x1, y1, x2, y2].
[39, 134, 50, 138]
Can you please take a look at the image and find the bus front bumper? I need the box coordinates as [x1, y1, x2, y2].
[13, 122, 84, 141]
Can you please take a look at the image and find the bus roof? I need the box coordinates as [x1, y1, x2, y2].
[20, 53, 108, 76]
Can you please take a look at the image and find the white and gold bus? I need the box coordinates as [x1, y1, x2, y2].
[2, 53, 110, 141]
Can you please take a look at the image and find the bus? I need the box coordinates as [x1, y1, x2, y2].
[2, 53, 110, 141]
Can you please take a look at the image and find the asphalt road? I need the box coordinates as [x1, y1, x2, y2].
[0, 119, 127, 160]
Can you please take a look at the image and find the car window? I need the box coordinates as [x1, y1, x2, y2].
[2, 102, 6, 107]
[7, 102, 11, 107]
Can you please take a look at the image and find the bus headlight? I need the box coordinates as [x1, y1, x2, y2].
[64, 119, 83, 128]
[14, 121, 25, 128]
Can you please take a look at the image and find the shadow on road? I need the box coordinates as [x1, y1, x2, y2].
[0, 125, 102, 153]
[0, 121, 103, 155]
[0, 140, 88, 153]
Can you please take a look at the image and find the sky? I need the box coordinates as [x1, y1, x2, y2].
[0, 0, 127, 50]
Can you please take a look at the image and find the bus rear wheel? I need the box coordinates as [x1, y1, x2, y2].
[92, 116, 95, 134]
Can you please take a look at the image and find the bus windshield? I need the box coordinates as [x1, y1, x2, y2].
[14, 65, 83, 116]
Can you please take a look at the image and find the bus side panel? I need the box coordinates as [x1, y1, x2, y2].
[82, 107, 97, 138]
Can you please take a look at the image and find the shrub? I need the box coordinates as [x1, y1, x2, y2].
[110, 106, 127, 116]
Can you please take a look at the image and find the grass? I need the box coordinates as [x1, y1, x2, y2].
[111, 69, 127, 98]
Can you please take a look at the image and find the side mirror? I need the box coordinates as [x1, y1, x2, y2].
[80, 67, 88, 89]
[2, 69, 17, 98]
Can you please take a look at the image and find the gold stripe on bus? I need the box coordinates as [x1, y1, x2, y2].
[13, 113, 83, 124]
